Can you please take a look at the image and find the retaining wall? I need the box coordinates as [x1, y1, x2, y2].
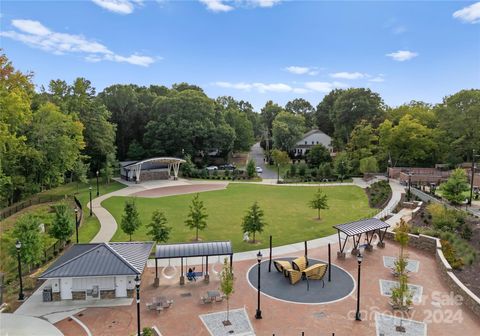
[385, 232, 480, 318]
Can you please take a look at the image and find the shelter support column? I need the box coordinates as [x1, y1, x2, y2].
[204, 256, 209, 283]
[180, 257, 185, 285]
[154, 258, 159, 287]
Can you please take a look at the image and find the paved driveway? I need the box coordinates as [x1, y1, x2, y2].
[249, 142, 277, 179]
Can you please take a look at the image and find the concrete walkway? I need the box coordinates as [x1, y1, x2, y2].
[89, 178, 191, 242]
[89, 175, 404, 244]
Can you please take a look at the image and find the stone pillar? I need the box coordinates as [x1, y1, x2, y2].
[337, 251, 346, 259]
[204, 274, 210, 284]
[377, 241, 385, 248]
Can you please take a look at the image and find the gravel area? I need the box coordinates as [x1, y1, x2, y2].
[375, 313, 427, 336]
[383, 256, 419, 273]
[199, 308, 254, 336]
[379, 280, 423, 303]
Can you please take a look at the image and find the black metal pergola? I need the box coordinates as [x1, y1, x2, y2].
[333, 218, 390, 258]
[154, 241, 233, 285]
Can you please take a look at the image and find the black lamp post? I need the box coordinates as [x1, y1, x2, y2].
[16, 240, 24, 301]
[135, 275, 141, 336]
[74, 208, 79, 244]
[469, 149, 479, 206]
[277, 163, 280, 184]
[255, 251, 263, 319]
[89, 186, 92, 217]
[387, 157, 392, 182]
[340, 160, 345, 183]
[408, 172, 412, 201]
[96, 170, 99, 197]
[355, 252, 363, 321]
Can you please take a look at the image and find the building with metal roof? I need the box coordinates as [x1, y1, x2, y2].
[39, 242, 153, 301]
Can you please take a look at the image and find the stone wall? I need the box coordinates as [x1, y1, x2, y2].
[100, 290, 116, 299]
[140, 170, 169, 182]
[385, 232, 480, 318]
[127, 289, 134, 298]
[72, 291, 86, 300]
[52, 292, 61, 301]
[384, 232, 437, 254]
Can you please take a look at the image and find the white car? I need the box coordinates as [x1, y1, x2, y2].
[206, 166, 218, 171]
[255, 166, 263, 173]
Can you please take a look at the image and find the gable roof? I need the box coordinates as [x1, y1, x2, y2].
[39, 242, 153, 279]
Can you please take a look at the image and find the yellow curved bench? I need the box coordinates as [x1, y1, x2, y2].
[303, 263, 328, 287]
[273, 260, 292, 276]
[292, 256, 308, 272]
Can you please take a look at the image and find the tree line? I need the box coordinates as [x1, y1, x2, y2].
[2, 51, 479, 207]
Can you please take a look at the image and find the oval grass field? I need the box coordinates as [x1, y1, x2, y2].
[102, 183, 376, 252]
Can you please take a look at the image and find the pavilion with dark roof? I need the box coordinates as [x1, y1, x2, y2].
[333, 218, 390, 258]
[39, 242, 153, 301]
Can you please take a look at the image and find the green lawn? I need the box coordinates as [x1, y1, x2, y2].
[103, 184, 375, 252]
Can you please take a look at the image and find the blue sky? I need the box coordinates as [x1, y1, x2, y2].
[1, 0, 479, 110]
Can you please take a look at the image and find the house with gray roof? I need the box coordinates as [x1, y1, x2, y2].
[39, 242, 153, 301]
[293, 129, 333, 157]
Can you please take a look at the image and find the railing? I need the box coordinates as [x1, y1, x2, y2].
[0, 194, 66, 221]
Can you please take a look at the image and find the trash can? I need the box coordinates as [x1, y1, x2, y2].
[43, 286, 52, 302]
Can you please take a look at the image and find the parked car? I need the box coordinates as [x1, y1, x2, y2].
[255, 167, 263, 173]
[219, 164, 236, 171]
[206, 166, 218, 171]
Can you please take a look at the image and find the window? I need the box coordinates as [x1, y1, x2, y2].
[305, 141, 307, 145]
[316, 141, 319, 144]
[312, 141, 314, 145]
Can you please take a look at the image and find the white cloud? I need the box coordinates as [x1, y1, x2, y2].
[386, 50, 418, 61]
[330, 71, 365, 80]
[304, 81, 347, 93]
[1, 19, 156, 67]
[91, 0, 137, 14]
[248, 0, 282, 8]
[369, 74, 385, 83]
[285, 66, 318, 76]
[214, 81, 310, 94]
[453, 2, 480, 24]
[12, 19, 51, 36]
[200, 0, 234, 12]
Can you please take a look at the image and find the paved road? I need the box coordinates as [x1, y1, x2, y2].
[249, 142, 277, 179]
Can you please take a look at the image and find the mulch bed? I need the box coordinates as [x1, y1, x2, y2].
[409, 204, 480, 297]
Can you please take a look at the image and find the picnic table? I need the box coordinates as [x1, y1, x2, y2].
[207, 290, 220, 299]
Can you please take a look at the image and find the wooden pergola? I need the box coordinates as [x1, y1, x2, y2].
[154, 241, 233, 286]
[333, 218, 390, 258]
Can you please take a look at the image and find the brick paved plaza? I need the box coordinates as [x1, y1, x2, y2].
[55, 241, 480, 336]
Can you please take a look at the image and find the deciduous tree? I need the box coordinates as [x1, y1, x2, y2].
[309, 189, 329, 219]
[185, 193, 208, 241]
[121, 199, 141, 241]
[242, 201, 266, 243]
[147, 210, 171, 243]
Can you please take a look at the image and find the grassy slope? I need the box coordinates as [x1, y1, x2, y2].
[104, 183, 375, 252]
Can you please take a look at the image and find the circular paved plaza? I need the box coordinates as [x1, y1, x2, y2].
[247, 257, 355, 304]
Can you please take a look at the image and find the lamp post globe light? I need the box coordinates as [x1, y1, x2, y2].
[74, 208, 79, 244]
[255, 251, 263, 319]
[16, 240, 25, 301]
[96, 170, 99, 197]
[135, 275, 141, 336]
[89, 186, 93, 217]
[355, 252, 363, 321]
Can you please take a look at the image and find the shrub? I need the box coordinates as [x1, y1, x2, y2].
[441, 240, 464, 269]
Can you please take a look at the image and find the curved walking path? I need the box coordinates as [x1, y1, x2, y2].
[89, 175, 406, 246]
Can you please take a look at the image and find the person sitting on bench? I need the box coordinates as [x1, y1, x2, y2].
[187, 267, 197, 281]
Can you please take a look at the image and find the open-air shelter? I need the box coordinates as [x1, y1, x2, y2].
[333, 218, 390, 258]
[120, 157, 186, 182]
[154, 241, 233, 286]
